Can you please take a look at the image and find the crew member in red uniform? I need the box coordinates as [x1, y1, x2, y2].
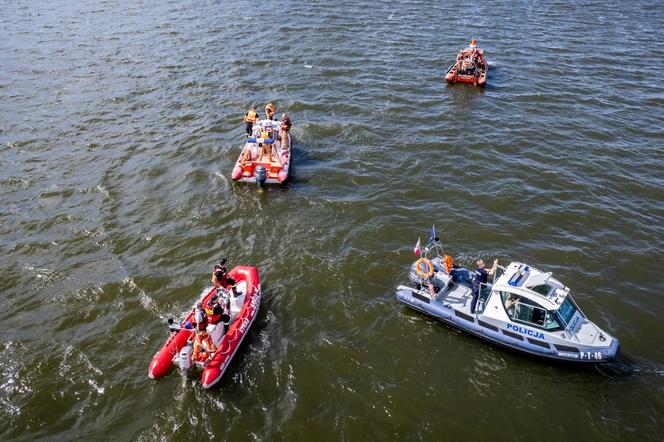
[206, 294, 224, 325]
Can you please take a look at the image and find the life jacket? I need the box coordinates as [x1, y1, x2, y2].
[443, 255, 454, 274]
[245, 110, 257, 123]
[205, 302, 223, 324]
[193, 334, 216, 361]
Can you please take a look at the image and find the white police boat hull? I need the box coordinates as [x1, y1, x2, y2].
[396, 257, 619, 363]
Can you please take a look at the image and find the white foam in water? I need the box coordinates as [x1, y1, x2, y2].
[124, 277, 158, 316]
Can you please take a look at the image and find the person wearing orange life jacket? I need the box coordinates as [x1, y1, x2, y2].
[280, 113, 292, 150]
[244, 105, 258, 136]
[192, 330, 216, 363]
[265, 102, 276, 120]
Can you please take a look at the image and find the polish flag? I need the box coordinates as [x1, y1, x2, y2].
[414, 237, 421, 256]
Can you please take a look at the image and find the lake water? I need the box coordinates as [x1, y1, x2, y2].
[1, 0, 663, 440]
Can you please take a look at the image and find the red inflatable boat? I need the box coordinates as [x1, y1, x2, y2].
[148, 266, 261, 389]
[445, 39, 488, 87]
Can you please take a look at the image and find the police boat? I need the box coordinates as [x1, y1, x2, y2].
[396, 238, 620, 363]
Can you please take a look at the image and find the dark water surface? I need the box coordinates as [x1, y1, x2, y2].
[2, 0, 663, 440]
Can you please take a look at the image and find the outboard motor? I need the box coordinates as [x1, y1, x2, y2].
[178, 342, 193, 376]
[255, 165, 267, 188]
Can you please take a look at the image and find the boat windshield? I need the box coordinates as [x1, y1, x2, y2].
[556, 297, 578, 326]
[501, 291, 563, 331]
[530, 284, 552, 296]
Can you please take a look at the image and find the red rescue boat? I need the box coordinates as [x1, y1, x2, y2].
[148, 266, 261, 389]
[445, 39, 488, 87]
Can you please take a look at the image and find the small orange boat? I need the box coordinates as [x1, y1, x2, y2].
[445, 39, 488, 87]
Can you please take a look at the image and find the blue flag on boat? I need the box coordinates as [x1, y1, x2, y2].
[428, 225, 436, 244]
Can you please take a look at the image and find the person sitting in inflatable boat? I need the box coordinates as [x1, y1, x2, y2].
[192, 330, 216, 363]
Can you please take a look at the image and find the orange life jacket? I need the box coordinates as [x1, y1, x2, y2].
[193, 334, 216, 361]
[443, 255, 454, 274]
[245, 110, 257, 123]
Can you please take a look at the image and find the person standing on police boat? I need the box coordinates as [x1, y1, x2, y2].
[470, 258, 499, 314]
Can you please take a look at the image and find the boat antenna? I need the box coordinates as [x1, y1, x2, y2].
[433, 236, 444, 258]
[424, 236, 444, 259]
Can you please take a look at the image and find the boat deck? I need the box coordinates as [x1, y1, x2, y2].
[435, 281, 474, 314]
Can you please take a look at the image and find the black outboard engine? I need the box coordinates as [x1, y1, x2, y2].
[255, 165, 267, 188]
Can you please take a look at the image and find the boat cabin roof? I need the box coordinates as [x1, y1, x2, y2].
[492, 262, 570, 310]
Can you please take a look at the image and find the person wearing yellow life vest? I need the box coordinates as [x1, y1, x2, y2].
[244, 105, 258, 136]
[265, 102, 276, 120]
[192, 330, 216, 363]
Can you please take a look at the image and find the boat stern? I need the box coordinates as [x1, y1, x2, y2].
[201, 359, 225, 389]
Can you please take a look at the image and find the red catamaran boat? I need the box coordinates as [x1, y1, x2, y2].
[148, 266, 261, 389]
[445, 39, 488, 87]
